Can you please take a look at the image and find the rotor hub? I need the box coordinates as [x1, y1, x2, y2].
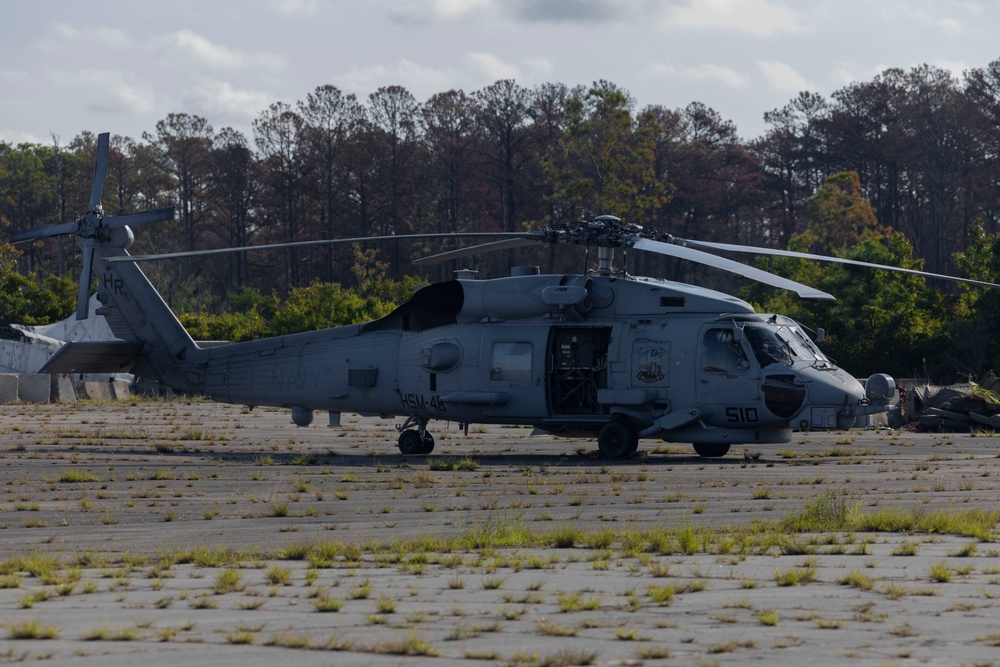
[77, 204, 106, 239]
[555, 214, 644, 248]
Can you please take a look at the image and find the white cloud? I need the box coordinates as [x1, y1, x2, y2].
[830, 61, 892, 88]
[334, 53, 551, 100]
[938, 17, 963, 37]
[930, 59, 969, 80]
[336, 59, 457, 99]
[0, 68, 25, 82]
[0, 129, 48, 146]
[157, 30, 285, 72]
[49, 69, 156, 115]
[661, 0, 806, 36]
[185, 80, 274, 122]
[387, 0, 496, 23]
[44, 23, 133, 50]
[874, 1, 982, 37]
[680, 63, 750, 87]
[756, 59, 814, 93]
[388, 0, 645, 25]
[829, 60, 968, 90]
[264, 0, 322, 15]
[431, 0, 494, 19]
[506, 0, 640, 23]
[641, 62, 750, 88]
[522, 57, 554, 80]
[467, 52, 520, 81]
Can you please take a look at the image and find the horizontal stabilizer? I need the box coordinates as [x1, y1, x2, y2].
[40, 341, 144, 374]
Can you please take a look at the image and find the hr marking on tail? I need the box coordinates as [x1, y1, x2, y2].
[102, 273, 126, 296]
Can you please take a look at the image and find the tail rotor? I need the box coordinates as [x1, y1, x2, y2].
[9, 132, 175, 320]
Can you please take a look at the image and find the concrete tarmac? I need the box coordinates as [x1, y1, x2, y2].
[1, 400, 1000, 665]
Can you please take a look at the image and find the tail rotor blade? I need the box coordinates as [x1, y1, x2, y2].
[89, 133, 110, 211]
[10, 221, 77, 244]
[76, 241, 95, 320]
[110, 206, 177, 230]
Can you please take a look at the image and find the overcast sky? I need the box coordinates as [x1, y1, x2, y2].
[2, 0, 998, 147]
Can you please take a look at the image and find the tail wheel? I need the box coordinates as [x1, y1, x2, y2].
[693, 443, 731, 458]
[597, 418, 638, 459]
[421, 433, 435, 454]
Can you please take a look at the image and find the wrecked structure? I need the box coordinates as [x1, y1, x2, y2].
[1, 295, 132, 403]
[896, 372, 1000, 432]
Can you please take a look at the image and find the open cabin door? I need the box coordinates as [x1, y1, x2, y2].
[546, 327, 611, 416]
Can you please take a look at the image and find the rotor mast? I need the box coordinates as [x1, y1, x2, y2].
[596, 246, 616, 276]
[573, 215, 636, 277]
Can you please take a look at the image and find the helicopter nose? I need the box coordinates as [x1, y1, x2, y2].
[794, 366, 867, 430]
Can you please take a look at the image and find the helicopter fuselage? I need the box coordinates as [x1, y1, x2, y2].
[177, 272, 891, 457]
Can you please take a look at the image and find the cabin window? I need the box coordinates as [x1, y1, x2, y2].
[701, 328, 750, 374]
[490, 342, 533, 384]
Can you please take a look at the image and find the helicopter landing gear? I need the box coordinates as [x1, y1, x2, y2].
[693, 443, 731, 458]
[397, 430, 424, 455]
[420, 432, 435, 454]
[398, 430, 434, 455]
[396, 416, 435, 456]
[597, 417, 638, 459]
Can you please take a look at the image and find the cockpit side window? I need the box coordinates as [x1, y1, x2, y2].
[702, 328, 750, 373]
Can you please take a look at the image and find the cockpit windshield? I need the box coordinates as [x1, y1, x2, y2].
[739, 316, 831, 368]
[778, 324, 829, 363]
[743, 325, 792, 368]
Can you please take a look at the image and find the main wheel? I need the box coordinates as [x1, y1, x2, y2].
[397, 429, 425, 455]
[693, 443, 731, 458]
[597, 419, 638, 459]
[421, 433, 435, 454]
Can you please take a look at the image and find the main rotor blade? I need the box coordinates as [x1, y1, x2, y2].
[89, 133, 110, 211]
[412, 238, 544, 266]
[10, 221, 77, 244]
[107, 232, 547, 264]
[681, 239, 1000, 290]
[108, 206, 177, 230]
[76, 241, 95, 320]
[634, 238, 835, 300]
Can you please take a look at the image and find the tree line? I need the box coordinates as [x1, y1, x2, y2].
[5, 62, 1000, 381]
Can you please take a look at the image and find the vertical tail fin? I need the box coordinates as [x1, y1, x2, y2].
[10, 131, 202, 390]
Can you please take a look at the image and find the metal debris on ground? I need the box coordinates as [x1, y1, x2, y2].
[898, 372, 1000, 432]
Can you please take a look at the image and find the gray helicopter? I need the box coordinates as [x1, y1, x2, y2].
[12, 133, 1000, 459]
